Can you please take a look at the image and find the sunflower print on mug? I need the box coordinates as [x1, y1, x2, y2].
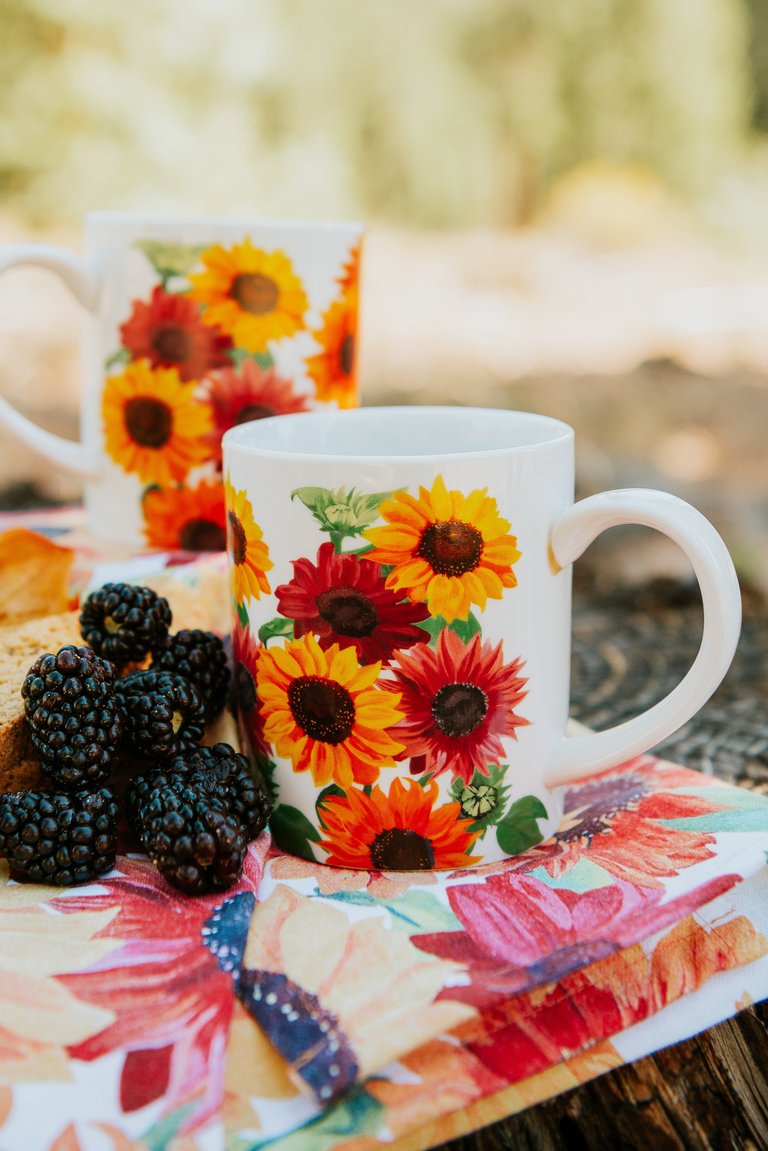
[317, 776, 481, 870]
[188, 239, 309, 354]
[363, 475, 522, 623]
[225, 476, 273, 603]
[102, 360, 213, 486]
[256, 632, 405, 788]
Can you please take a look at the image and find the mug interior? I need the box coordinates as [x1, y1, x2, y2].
[223, 406, 572, 459]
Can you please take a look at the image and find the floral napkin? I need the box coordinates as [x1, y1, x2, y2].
[0, 508, 767, 1151]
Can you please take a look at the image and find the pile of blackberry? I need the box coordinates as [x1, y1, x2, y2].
[0, 583, 272, 894]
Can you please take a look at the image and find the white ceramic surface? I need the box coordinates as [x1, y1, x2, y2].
[223, 406, 742, 869]
[0, 213, 362, 546]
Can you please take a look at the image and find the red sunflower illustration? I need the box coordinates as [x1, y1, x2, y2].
[528, 756, 728, 888]
[142, 479, 226, 551]
[119, 285, 232, 382]
[317, 775, 481, 870]
[387, 627, 529, 784]
[275, 541, 429, 664]
[201, 359, 311, 466]
[232, 618, 271, 763]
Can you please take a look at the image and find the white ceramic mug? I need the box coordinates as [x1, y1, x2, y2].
[0, 213, 363, 548]
[223, 406, 742, 870]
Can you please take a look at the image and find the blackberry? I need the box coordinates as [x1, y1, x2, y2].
[151, 630, 231, 720]
[168, 743, 273, 840]
[0, 786, 118, 885]
[137, 779, 248, 894]
[115, 669, 205, 759]
[79, 582, 172, 665]
[21, 645, 122, 788]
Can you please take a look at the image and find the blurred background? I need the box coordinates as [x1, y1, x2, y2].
[1, 0, 767, 590]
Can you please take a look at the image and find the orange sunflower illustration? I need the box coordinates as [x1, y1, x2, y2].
[305, 286, 358, 408]
[142, 479, 226, 551]
[256, 632, 405, 787]
[224, 476, 272, 602]
[364, 475, 522, 623]
[102, 360, 214, 486]
[337, 239, 362, 292]
[317, 775, 481, 870]
[188, 240, 308, 353]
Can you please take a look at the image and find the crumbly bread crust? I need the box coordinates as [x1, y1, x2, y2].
[0, 611, 82, 785]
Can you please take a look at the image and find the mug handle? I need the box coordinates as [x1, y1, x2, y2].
[0, 244, 102, 477]
[545, 488, 742, 788]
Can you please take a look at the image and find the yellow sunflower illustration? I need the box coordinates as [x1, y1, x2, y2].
[224, 476, 273, 602]
[188, 239, 308, 353]
[305, 286, 358, 409]
[102, 360, 213, 486]
[256, 632, 405, 788]
[363, 475, 521, 623]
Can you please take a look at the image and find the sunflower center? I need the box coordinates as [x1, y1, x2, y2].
[558, 774, 650, 844]
[339, 333, 355, 377]
[229, 273, 279, 315]
[179, 517, 227, 551]
[370, 827, 435, 871]
[235, 663, 257, 714]
[124, 396, 173, 449]
[432, 682, 489, 738]
[288, 675, 355, 744]
[232, 403, 276, 426]
[152, 324, 193, 364]
[417, 520, 483, 576]
[316, 586, 378, 637]
[228, 511, 248, 565]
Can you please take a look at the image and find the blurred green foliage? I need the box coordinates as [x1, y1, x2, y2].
[0, 0, 764, 227]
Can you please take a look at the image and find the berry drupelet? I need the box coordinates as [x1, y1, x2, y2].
[151, 629, 231, 721]
[115, 669, 205, 759]
[21, 645, 122, 788]
[170, 743, 273, 840]
[0, 786, 119, 886]
[137, 778, 248, 895]
[79, 582, 172, 665]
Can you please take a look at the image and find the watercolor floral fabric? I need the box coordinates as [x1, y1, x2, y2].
[101, 234, 361, 551]
[0, 512, 766, 1149]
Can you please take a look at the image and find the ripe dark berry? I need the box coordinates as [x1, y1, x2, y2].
[79, 582, 172, 665]
[0, 786, 118, 886]
[115, 670, 205, 759]
[137, 779, 248, 894]
[168, 743, 273, 840]
[21, 645, 122, 788]
[151, 630, 231, 720]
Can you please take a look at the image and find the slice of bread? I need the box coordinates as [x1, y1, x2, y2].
[0, 610, 82, 785]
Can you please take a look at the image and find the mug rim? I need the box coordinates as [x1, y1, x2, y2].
[222, 405, 574, 463]
[85, 211, 363, 233]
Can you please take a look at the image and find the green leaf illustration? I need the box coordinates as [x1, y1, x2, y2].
[105, 347, 132, 370]
[320, 888, 462, 934]
[291, 486, 397, 545]
[257, 616, 295, 645]
[135, 239, 207, 283]
[236, 601, 249, 628]
[269, 804, 320, 862]
[246, 1088, 384, 1150]
[416, 611, 482, 646]
[449, 611, 482, 643]
[229, 347, 275, 370]
[495, 794, 548, 856]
